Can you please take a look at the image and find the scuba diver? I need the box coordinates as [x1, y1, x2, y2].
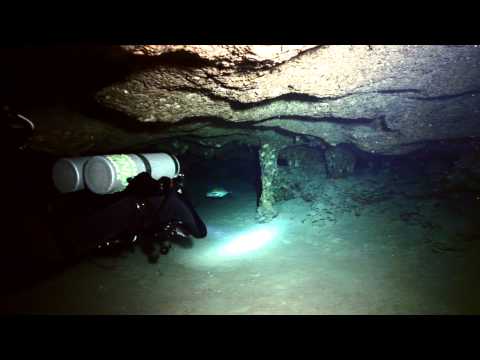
[52, 170, 208, 262]
[2, 104, 207, 264]
[0, 105, 207, 297]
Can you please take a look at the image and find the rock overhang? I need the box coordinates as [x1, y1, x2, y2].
[3, 45, 480, 157]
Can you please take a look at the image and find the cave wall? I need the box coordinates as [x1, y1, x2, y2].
[6, 45, 480, 159]
[4, 45, 480, 222]
[95, 45, 480, 155]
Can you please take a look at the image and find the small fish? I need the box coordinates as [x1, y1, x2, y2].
[206, 187, 231, 198]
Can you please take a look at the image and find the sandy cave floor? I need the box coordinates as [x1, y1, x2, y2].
[2, 173, 480, 315]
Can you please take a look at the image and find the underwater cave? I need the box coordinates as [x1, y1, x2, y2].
[2, 45, 480, 314]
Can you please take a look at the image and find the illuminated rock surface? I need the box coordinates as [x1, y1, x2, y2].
[5, 45, 478, 157]
[4, 45, 479, 220]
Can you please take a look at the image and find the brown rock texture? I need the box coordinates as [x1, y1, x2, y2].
[256, 143, 280, 222]
[92, 45, 480, 155]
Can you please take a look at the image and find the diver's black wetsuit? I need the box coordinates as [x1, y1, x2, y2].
[54, 173, 207, 259]
[1, 108, 207, 294]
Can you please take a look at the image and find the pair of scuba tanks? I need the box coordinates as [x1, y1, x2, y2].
[52, 153, 180, 195]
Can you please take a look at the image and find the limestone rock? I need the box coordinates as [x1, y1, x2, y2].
[325, 145, 357, 178]
[5, 45, 480, 159]
[256, 143, 279, 223]
[95, 45, 480, 156]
